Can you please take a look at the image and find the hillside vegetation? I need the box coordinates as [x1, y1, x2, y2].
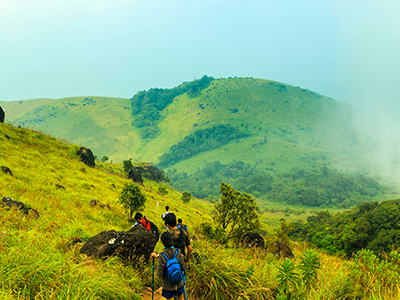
[1, 122, 400, 299]
[1, 77, 398, 208]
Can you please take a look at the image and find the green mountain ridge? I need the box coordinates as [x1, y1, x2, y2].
[1, 77, 398, 205]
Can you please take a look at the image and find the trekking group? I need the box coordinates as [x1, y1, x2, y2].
[133, 206, 191, 300]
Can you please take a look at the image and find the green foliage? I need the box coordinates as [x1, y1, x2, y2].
[123, 159, 133, 176]
[349, 249, 400, 296]
[168, 165, 388, 208]
[215, 182, 260, 242]
[158, 124, 248, 167]
[130, 75, 214, 138]
[299, 250, 320, 291]
[101, 156, 109, 162]
[276, 259, 299, 296]
[276, 218, 295, 244]
[292, 199, 400, 257]
[181, 191, 192, 203]
[158, 186, 168, 195]
[118, 183, 146, 219]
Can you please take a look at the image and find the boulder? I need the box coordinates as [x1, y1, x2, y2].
[242, 232, 265, 248]
[273, 241, 294, 259]
[128, 168, 143, 184]
[80, 226, 157, 264]
[77, 147, 95, 168]
[1, 166, 13, 176]
[130, 165, 164, 182]
[2, 196, 39, 218]
[0, 107, 4, 123]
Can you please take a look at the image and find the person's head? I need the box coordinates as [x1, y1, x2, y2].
[178, 218, 182, 224]
[164, 212, 177, 228]
[134, 212, 143, 223]
[165, 206, 169, 211]
[161, 231, 173, 248]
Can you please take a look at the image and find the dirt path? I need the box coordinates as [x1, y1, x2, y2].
[141, 287, 164, 300]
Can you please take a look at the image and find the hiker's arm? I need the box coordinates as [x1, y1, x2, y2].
[186, 244, 192, 266]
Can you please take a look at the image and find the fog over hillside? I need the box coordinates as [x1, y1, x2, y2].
[335, 0, 400, 181]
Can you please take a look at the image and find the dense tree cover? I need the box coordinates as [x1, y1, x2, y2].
[158, 125, 248, 167]
[291, 199, 400, 257]
[130, 75, 214, 138]
[167, 164, 389, 208]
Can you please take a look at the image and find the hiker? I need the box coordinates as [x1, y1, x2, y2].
[165, 213, 192, 266]
[177, 218, 188, 232]
[161, 206, 171, 230]
[132, 212, 143, 228]
[151, 232, 186, 300]
[141, 215, 160, 242]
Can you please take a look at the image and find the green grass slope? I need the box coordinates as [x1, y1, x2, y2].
[1, 122, 400, 300]
[0, 122, 211, 299]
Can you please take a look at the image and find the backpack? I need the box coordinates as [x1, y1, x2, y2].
[177, 224, 188, 232]
[161, 249, 183, 286]
[148, 221, 160, 242]
[172, 227, 186, 256]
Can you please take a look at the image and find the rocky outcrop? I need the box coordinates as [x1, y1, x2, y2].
[242, 232, 265, 248]
[128, 168, 143, 184]
[2, 196, 40, 218]
[273, 241, 294, 259]
[1, 166, 13, 176]
[0, 107, 4, 123]
[77, 147, 95, 168]
[80, 226, 157, 264]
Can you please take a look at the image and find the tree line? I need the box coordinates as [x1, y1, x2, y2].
[130, 75, 214, 138]
[158, 124, 248, 167]
[167, 164, 389, 208]
[290, 199, 400, 257]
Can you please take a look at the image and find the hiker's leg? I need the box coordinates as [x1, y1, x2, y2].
[176, 295, 184, 300]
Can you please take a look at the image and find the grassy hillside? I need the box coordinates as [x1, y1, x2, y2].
[1, 123, 400, 299]
[2, 77, 397, 205]
[0, 122, 211, 299]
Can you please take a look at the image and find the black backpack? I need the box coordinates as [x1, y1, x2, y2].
[172, 227, 186, 256]
[148, 221, 160, 242]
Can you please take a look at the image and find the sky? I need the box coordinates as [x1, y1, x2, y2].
[0, 0, 399, 111]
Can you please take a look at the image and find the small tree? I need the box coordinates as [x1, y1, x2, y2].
[215, 182, 260, 242]
[123, 159, 133, 177]
[181, 192, 192, 203]
[119, 182, 146, 220]
[101, 156, 109, 162]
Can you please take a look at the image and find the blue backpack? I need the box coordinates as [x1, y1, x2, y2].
[161, 249, 183, 286]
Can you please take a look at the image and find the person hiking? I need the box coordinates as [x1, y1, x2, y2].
[161, 206, 171, 230]
[132, 212, 143, 228]
[177, 218, 188, 233]
[164, 213, 192, 266]
[141, 215, 160, 242]
[150, 232, 186, 300]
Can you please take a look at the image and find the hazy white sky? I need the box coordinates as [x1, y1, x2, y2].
[0, 0, 399, 108]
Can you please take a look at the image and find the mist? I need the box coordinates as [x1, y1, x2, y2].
[335, 0, 400, 181]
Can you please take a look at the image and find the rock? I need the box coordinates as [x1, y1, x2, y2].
[2, 196, 39, 218]
[129, 165, 164, 182]
[1, 166, 13, 176]
[4, 134, 10, 140]
[77, 147, 95, 168]
[0, 107, 4, 123]
[128, 168, 143, 184]
[274, 241, 294, 259]
[90, 199, 98, 207]
[55, 183, 65, 190]
[80, 226, 157, 264]
[242, 232, 265, 248]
